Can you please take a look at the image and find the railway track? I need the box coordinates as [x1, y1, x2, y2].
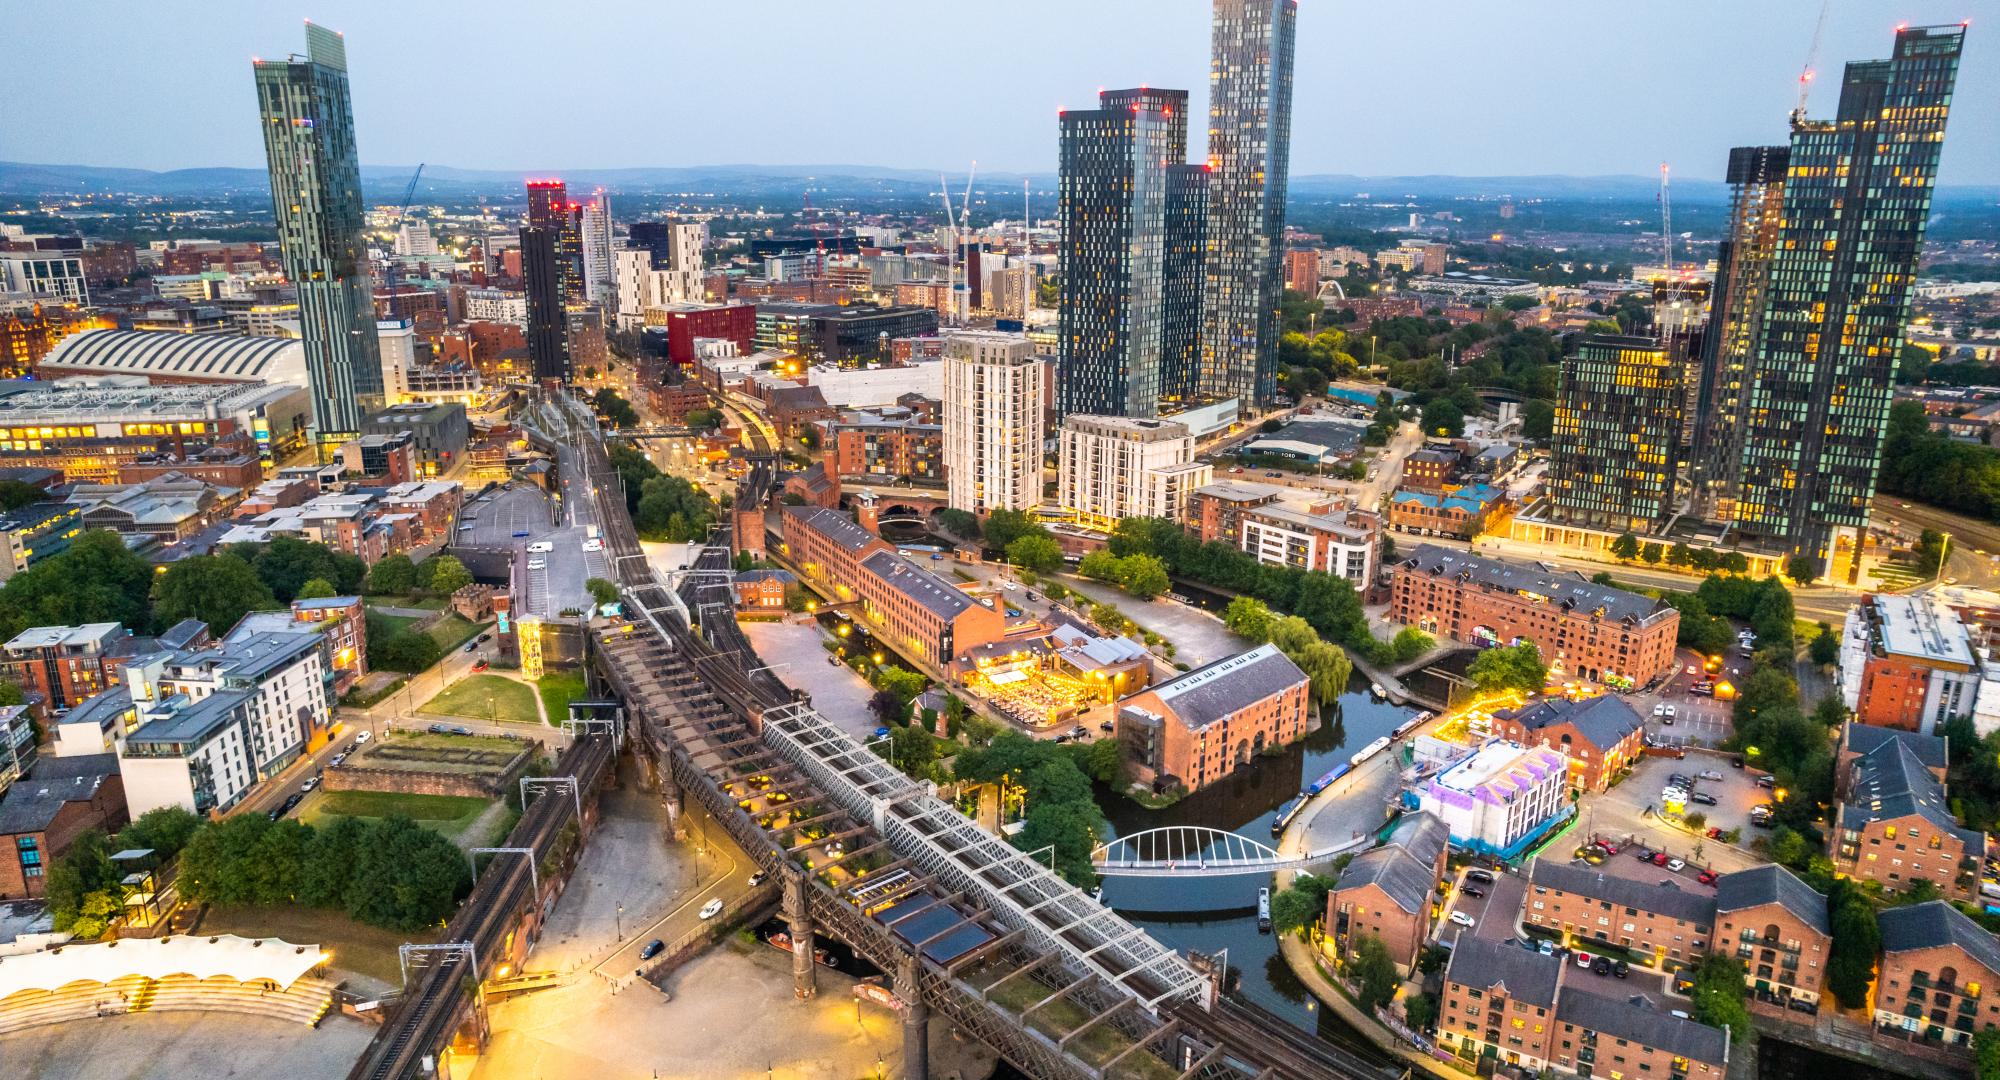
[346, 734, 614, 1080]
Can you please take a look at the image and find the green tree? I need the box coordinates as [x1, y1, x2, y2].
[1784, 553, 1821, 587]
[1269, 885, 1323, 936]
[1351, 934, 1401, 1012]
[1390, 627, 1435, 663]
[1640, 541, 1664, 565]
[1913, 529, 1949, 577]
[343, 817, 471, 931]
[0, 680, 23, 707]
[585, 577, 619, 606]
[116, 807, 203, 862]
[1826, 888, 1881, 1008]
[1403, 991, 1439, 1032]
[239, 535, 361, 601]
[937, 508, 980, 539]
[1610, 533, 1639, 561]
[1116, 554, 1171, 600]
[1808, 623, 1840, 667]
[152, 554, 279, 635]
[1688, 954, 1753, 1045]
[1005, 534, 1064, 574]
[1420, 398, 1464, 438]
[1072, 737, 1122, 785]
[981, 509, 1045, 552]
[591, 388, 639, 428]
[873, 665, 928, 702]
[1078, 549, 1122, 583]
[1975, 1026, 2000, 1080]
[1223, 596, 1274, 641]
[1296, 642, 1355, 709]
[422, 554, 473, 596]
[365, 552, 420, 596]
[0, 479, 50, 511]
[681, 408, 720, 431]
[0, 529, 157, 643]
[1720, 551, 1750, 574]
[45, 829, 120, 930]
[295, 577, 337, 601]
[1667, 542, 1692, 568]
[1467, 642, 1547, 693]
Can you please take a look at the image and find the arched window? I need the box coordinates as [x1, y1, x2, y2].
[1940, 966, 1959, 991]
[1763, 923, 1781, 943]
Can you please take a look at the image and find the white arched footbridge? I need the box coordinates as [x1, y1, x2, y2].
[1092, 826, 1374, 877]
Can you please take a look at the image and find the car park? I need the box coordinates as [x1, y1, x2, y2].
[1698, 770, 1723, 782]
[527, 541, 554, 554]
[527, 559, 546, 570]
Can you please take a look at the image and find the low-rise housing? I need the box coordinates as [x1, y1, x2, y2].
[1524, 858, 1716, 964]
[0, 754, 124, 900]
[1324, 812, 1448, 972]
[1874, 900, 2000, 1049]
[1114, 644, 1310, 795]
[1387, 484, 1506, 540]
[1489, 694, 1644, 793]
[1712, 863, 1831, 1009]
[1832, 727, 1983, 901]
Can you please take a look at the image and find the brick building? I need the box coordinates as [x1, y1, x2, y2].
[648, 381, 711, 423]
[1837, 723, 1947, 800]
[1387, 484, 1506, 540]
[1840, 593, 1983, 735]
[766, 384, 836, 439]
[1402, 448, 1461, 491]
[1324, 812, 1448, 972]
[1874, 901, 2000, 1049]
[1115, 644, 1311, 795]
[0, 623, 154, 712]
[1832, 729, 1983, 901]
[1439, 936, 1565, 1073]
[0, 754, 125, 900]
[289, 596, 370, 696]
[734, 569, 796, 611]
[821, 409, 944, 483]
[1713, 864, 1832, 1010]
[1391, 545, 1680, 688]
[1524, 858, 1716, 965]
[1490, 694, 1644, 793]
[663, 303, 757, 364]
[1184, 481, 1379, 586]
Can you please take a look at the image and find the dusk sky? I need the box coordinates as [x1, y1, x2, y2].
[5, 1, 1995, 185]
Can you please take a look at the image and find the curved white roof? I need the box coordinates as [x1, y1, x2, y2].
[40, 330, 307, 388]
[0, 934, 326, 1000]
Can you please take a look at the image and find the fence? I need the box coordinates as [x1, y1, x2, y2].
[634, 886, 781, 985]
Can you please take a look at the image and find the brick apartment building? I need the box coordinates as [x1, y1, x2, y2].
[1490, 694, 1644, 793]
[1391, 545, 1680, 687]
[1840, 593, 1982, 734]
[1115, 644, 1311, 795]
[1713, 864, 1833, 1009]
[1402, 448, 1461, 491]
[1324, 812, 1448, 972]
[1525, 858, 1716, 964]
[1837, 723, 1947, 800]
[0, 623, 154, 711]
[784, 462, 841, 509]
[1387, 484, 1506, 540]
[1440, 936, 1730, 1079]
[0, 754, 125, 900]
[821, 411, 944, 483]
[1185, 482, 1380, 586]
[1832, 728, 1983, 901]
[1874, 901, 2000, 1049]
[648, 381, 711, 423]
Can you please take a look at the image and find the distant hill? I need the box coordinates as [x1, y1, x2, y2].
[3, 160, 1994, 205]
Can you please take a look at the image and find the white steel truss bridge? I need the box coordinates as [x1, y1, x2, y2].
[1093, 827, 1374, 877]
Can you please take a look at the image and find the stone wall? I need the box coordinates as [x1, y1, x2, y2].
[322, 743, 535, 798]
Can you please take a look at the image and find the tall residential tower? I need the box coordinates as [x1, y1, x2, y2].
[253, 21, 382, 438]
[1199, 0, 1297, 409]
[943, 331, 1046, 515]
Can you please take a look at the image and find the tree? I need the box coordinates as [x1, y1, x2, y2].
[591, 388, 639, 428]
[681, 408, 720, 431]
[1005, 534, 1064, 574]
[1610, 533, 1639, 562]
[422, 554, 473, 596]
[1687, 954, 1752, 1045]
[1350, 934, 1401, 1012]
[1390, 627, 1435, 663]
[869, 689, 910, 724]
[1810, 695, 1850, 728]
[116, 807, 203, 862]
[1975, 1026, 2000, 1080]
[1420, 398, 1464, 438]
[1078, 549, 1122, 583]
[1223, 596, 1274, 641]
[1521, 399, 1555, 441]
[1667, 542, 1692, 568]
[0, 529, 157, 643]
[1913, 529, 1949, 578]
[152, 554, 279, 635]
[295, 577, 337, 601]
[366, 553, 420, 596]
[1467, 642, 1547, 694]
[1640, 541, 1665, 565]
[1826, 888, 1881, 1008]
[1116, 554, 1171, 600]
[240, 535, 360, 602]
[937, 508, 980, 539]
[1784, 553, 1821, 587]
[1296, 642, 1355, 709]
[585, 577, 619, 606]
[342, 817, 470, 931]
[0, 479, 49, 512]
[1072, 737, 1122, 785]
[1270, 886, 1322, 936]
[1808, 623, 1840, 667]
[1403, 992, 1439, 1032]
[981, 509, 1045, 552]
[45, 829, 120, 931]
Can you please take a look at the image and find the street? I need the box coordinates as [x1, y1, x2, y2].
[1873, 495, 2000, 591]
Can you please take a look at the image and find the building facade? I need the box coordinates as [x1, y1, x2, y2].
[1548, 335, 1682, 532]
[1832, 729, 1983, 902]
[1387, 484, 1505, 540]
[1873, 901, 2000, 1049]
[1115, 643, 1310, 794]
[521, 224, 569, 382]
[1841, 594, 1984, 734]
[943, 331, 1045, 515]
[1324, 812, 1448, 972]
[1056, 415, 1210, 532]
[1200, 0, 1297, 407]
[1713, 864, 1832, 1010]
[1525, 858, 1717, 964]
[253, 22, 383, 437]
[1489, 694, 1644, 794]
[0, 755, 124, 900]
[1418, 742, 1569, 857]
[1390, 545, 1680, 688]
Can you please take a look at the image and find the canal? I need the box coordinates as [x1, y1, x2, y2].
[1094, 673, 1419, 1064]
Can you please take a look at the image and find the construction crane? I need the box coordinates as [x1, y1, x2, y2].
[1658, 162, 1673, 276]
[1793, 0, 1831, 122]
[387, 163, 424, 320]
[802, 188, 828, 279]
[938, 172, 961, 326]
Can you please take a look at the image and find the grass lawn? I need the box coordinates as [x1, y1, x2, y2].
[418, 673, 541, 723]
[300, 789, 494, 846]
[537, 671, 588, 727]
[199, 902, 434, 989]
[365, 609, 421, 638]
[424, 613, 485, 653]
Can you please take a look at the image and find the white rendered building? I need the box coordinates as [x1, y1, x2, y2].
[943, 330, 1046, 515]
[1057, 414, 1212, 531]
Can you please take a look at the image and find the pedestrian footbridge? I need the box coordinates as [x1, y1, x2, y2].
[1092, 827, 1373, 877]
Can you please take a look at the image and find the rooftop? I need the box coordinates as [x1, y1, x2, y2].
[1400, 544, 1675, 626]
[784, 503, 880, 554]
[1528, 858, 1718, 926]
[1430, 740, 1566, 810]
[1061, 414, 1192, 442]
[1840, 735, 1983, 849]
[1556, 987, 1729, 1065]
[1867, 594, 1977, 667]
[4, 623, 123, 653]
[1392, 484, 1505, 513]
[1141, 644, 1308, 732]
[1842, 722, 1948, 772]
[39, 329, 305, 385]
[1713, 864, 1830, 937]
[1444, 935, 1562, 1008]
[1878, 900, 2000, 976]
[1494, 694, 1644, 753]
[0, 755, 118, 835]
[124, 689, 251, 747]
[0, 378, 303, 423]
[1190, 481, 1280, 505]
[859, 549, 978, 621]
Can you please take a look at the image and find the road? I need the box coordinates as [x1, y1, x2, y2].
[1454, 533, 1858, 621]
[1872, 495, 2000, 590]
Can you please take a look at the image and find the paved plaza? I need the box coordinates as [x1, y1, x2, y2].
[0, 1012, 375, 1079]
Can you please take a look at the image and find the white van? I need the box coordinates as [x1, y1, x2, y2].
[527, 541, 554, 554]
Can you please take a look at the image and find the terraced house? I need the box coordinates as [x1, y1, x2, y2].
[1832, 728, 1984, 901]
[1525, 859, 1716, 964]
[1490, 693, 1644, 794]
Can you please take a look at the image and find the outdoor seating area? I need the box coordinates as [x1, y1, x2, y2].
[968, 665, 1096, 726]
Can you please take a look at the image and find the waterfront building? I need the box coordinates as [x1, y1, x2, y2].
[1056, 415, 1210, 532]
[1114, 643, 1310, 795]
[1324, 812, 1448, 972]
[1418, 741, 1568, 857]
[1713, 864, 1832, 1010]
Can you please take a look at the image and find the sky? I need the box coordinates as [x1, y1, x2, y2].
[4, 1, 1995, 185]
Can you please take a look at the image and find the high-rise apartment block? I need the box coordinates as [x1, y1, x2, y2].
[943, 331, 1045, 515]
[1057, 415, 1212, 532]
[1549, 335, 1682, 532]
[253, 21, 383, 437]
[1199, 0, 1297, 408]
[1058, 89, 1206, 419]
[1696, 26, 1964, 561]
[579, 193, 613, 306]
[521, 224, 569, 383]
[1692, 145, 1788, 521]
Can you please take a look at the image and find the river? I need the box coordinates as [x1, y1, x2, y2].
[1094, 673, 1419, 1064]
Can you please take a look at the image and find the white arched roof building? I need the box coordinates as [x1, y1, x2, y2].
[38, 330, 308, 390]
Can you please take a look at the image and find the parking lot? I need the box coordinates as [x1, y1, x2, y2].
[457, 483, 556, 549]
[1623, 644, 1753, 750]
[1437, 865, 1526, 947]
[1584, 753, 1777, 878]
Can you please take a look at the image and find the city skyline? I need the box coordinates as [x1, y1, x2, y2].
[5, 2, 1995, 186]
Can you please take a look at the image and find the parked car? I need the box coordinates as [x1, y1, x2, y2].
[1669, 773, 1693, 787]
[1099, 720, 1115, 733]
[1690, 792, 1718, 806]
[1757, 774, 1776, 788]
[1461, 887, 1484, 899]
[1592, 956, 1613, 976]
[1698, 770, 1723, 782]
[1448, 912, 1475, 928]
[330, 754, 347, 768]
[301, 776, 320, 793]
[1634, 848, 1654, 861]
[354, 732, 371, 745]
[1667, 858, 1686, 872]
[429, 723, 453, 735]
[473, 660, 489, 672]
[1573, 951, 1595, 968]
[1697, 870, 1719, 885]
[1069, 725, 1088, 739]
[1465, 868, 1497, 884]
[1652, 852, 1670, 866]
[747, 873, 765, 888]
[639, 939, 665, 960]
[1594, 839, 1620, 854]
[1706, 827, 1725, 839]
[1613, 960, 1630, 978]
[464, 641, 480, 653]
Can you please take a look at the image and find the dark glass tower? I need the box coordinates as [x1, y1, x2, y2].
[1160, 163, 1209, 408]
[1690, 146, 1789, 522]
[1728, 25, 1964, 561]
[1549, 335, 1683, 532]
[254, 21, 382, 438]
[522, 224, 569, 383]
[1199, 0, 1296, 408]
[1057, 88, 1189, 419]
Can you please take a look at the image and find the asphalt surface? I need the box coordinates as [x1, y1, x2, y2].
[1873, 495, 2000, 590]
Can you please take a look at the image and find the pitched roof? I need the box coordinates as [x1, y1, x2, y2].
[1841, 736, 1984, 849]
[1444, 935, 1562, 1008]
[1384, 811, 1450, 871]
[783, 503, 880, 554]
[1400, 544, 1673, 625]
[0, 754, 118, 835]
[1843, 722, 1947, 772]
[1495, 694, 1643, 752]
[1556, 987, 1730, 1065]
[1877, 901, 2000, 977]
[1336, 846, 1437, 914]
[860, 549, 978, 621]
[1528, 858, 1717, 925]
[1713, 864, 1829, 936]
[1145, 644, 1309, 732]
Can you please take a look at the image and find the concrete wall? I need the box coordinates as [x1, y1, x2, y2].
[323, 744, 534, 798]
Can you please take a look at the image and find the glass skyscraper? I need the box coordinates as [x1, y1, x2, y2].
[1549, 335, 1683, 533]
[1719, 25, 1964, 562]
[1057, 88, 1200, 419]
[1199, 0, 1296, 409]
[254, 21, 382, 438]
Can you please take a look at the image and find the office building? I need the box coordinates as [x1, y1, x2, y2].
[360, 401, 468, 474]
[579, 192, 613, 305]
[1548, 335, 1682, 532]
[1418, 742, 1569, 857]
[1390, 545, 1680, 687]
[1706, 27, 1965, 560]
[253, 21, 383, 437]
[0, 379, 312, 482]
[943, 330, 1045, 515]
[1057, 88, 1205, 418]
[1199, 0, 1297, 407]
[1840, 594, 1986, 734]
[1115, 644, 1310, 795]
[0, 252, 89, 306]
[1057, 415, 1211, 532]
[521, 224, 568, 382]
